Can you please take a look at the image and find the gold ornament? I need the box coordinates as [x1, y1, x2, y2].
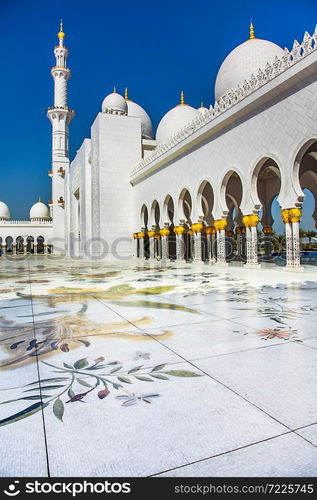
[137, 232, 145, 239]
[191, 222, 204, 233]
[205, 226, 216, 235]
[242, 214, 259, 227]
[159, 228, 170, 237]
[289, 207, 302, 223]
[174, 226, 186, 236]
[235, 226, 246, 234]
[281, 209, 290, 224]
[147, 230, 156, 238]
[262, 227, 273, 234]
[214, 219, 227, 231]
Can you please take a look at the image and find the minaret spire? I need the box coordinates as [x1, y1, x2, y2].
[249, 21, 255, 40]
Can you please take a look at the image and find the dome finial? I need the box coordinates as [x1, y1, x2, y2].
[113, 86, 117, 93]
[38, 196, 41, 202]
[124, 88, 129, 100]
[200, 101, 204, 107]
[249, 21, 255, 40]
[58, 19, 65, 43]
[180, 91, 185, 105]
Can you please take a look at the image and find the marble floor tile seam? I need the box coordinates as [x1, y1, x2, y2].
[149, 430, 299, 477]
[27, 268, 53, 477]
[93, 297, 296, 434]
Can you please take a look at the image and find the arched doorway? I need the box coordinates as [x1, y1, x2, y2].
[179, 188, 193, 261]
[37, 236, 45, 254]
[222, 171, 243, 262]
[26, 236, 34, 254]
[197, 180, 214, 261]
[163, 194, 176, 260]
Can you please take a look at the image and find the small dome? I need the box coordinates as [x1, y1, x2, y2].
[197, 103, 208, 114]
[215, 32, 284, 100]
[0, 201, 10, 220]
[156, 94, 200, 145]
[102, 91, 128, 115]
[30, 201, 50, 221]
[126, 99, 154, 139]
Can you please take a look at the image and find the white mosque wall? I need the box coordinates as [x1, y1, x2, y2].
[131, 58, 317, 228]
[88, 113, 142, 259]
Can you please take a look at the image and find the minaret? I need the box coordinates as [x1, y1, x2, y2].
[47, 21, 74, 252]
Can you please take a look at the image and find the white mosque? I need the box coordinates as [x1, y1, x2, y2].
[0, 21, 316, 269]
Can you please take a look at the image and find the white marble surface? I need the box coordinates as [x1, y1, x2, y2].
[0, 257, 316, 477]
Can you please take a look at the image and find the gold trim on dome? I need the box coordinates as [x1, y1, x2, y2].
[249, 21, 255, 40]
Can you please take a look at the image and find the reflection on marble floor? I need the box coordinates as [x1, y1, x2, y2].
[0, 256, 317, 476]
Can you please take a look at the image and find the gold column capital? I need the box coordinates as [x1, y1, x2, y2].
[242, 214, 259, 227]
[214, 219, 227, 231]
[191, 222, 204, 233]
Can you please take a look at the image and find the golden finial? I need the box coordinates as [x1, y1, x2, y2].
[113, 86, 117, 93]
[124, 88, 129, 100]
[200, 101, 204, 108]
[180, 91, 185, 105]
[38, 196, 41, 202]
[58, 19, 65, 39]
[249, 21, 255, 40]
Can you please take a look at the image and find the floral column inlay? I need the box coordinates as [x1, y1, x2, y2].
[242, 214, 259, 265]
[174, 225, 186, 260]
[191, 223, 204, 262]
[214, 219, 227, 264]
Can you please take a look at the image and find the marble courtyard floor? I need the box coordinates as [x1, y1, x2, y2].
[0, 256, 317, 477]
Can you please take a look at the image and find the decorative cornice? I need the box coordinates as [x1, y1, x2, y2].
[130, 27, 317, 178]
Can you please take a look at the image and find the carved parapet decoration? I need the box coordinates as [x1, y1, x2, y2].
[205, 226, 216, 235]
[262, 226, 273, 234]
[235, 226, 246, 234]
[130, 26, 317, 177]
[159, 228, 170, 237]
[242, 214, 259, 227]
[174, 226, 186, 236]
[191, 222, 204, 233]
[214, 219, 227, 232]
[281, 208, 302, 224]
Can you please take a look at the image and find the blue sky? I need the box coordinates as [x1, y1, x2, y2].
[0, 0, 316, 232]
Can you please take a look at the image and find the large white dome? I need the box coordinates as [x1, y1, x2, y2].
[0, 201, 10, 220]
[156, 96, 200, 145]
[126, 99, 154, 139]
[215, 36, 284, 100]
[102, 91, 128, 115]
[30, 201, 50, 221]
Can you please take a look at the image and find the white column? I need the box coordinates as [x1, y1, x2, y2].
[193, 233, 202, 262]
[243, 215, 260, 267]
[161, 236, 168, 260]
[139, 238, 144, 259]
[285, 222, 293, 267]
[33, 243, 38, 255]
[216, 230, 226, 264]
